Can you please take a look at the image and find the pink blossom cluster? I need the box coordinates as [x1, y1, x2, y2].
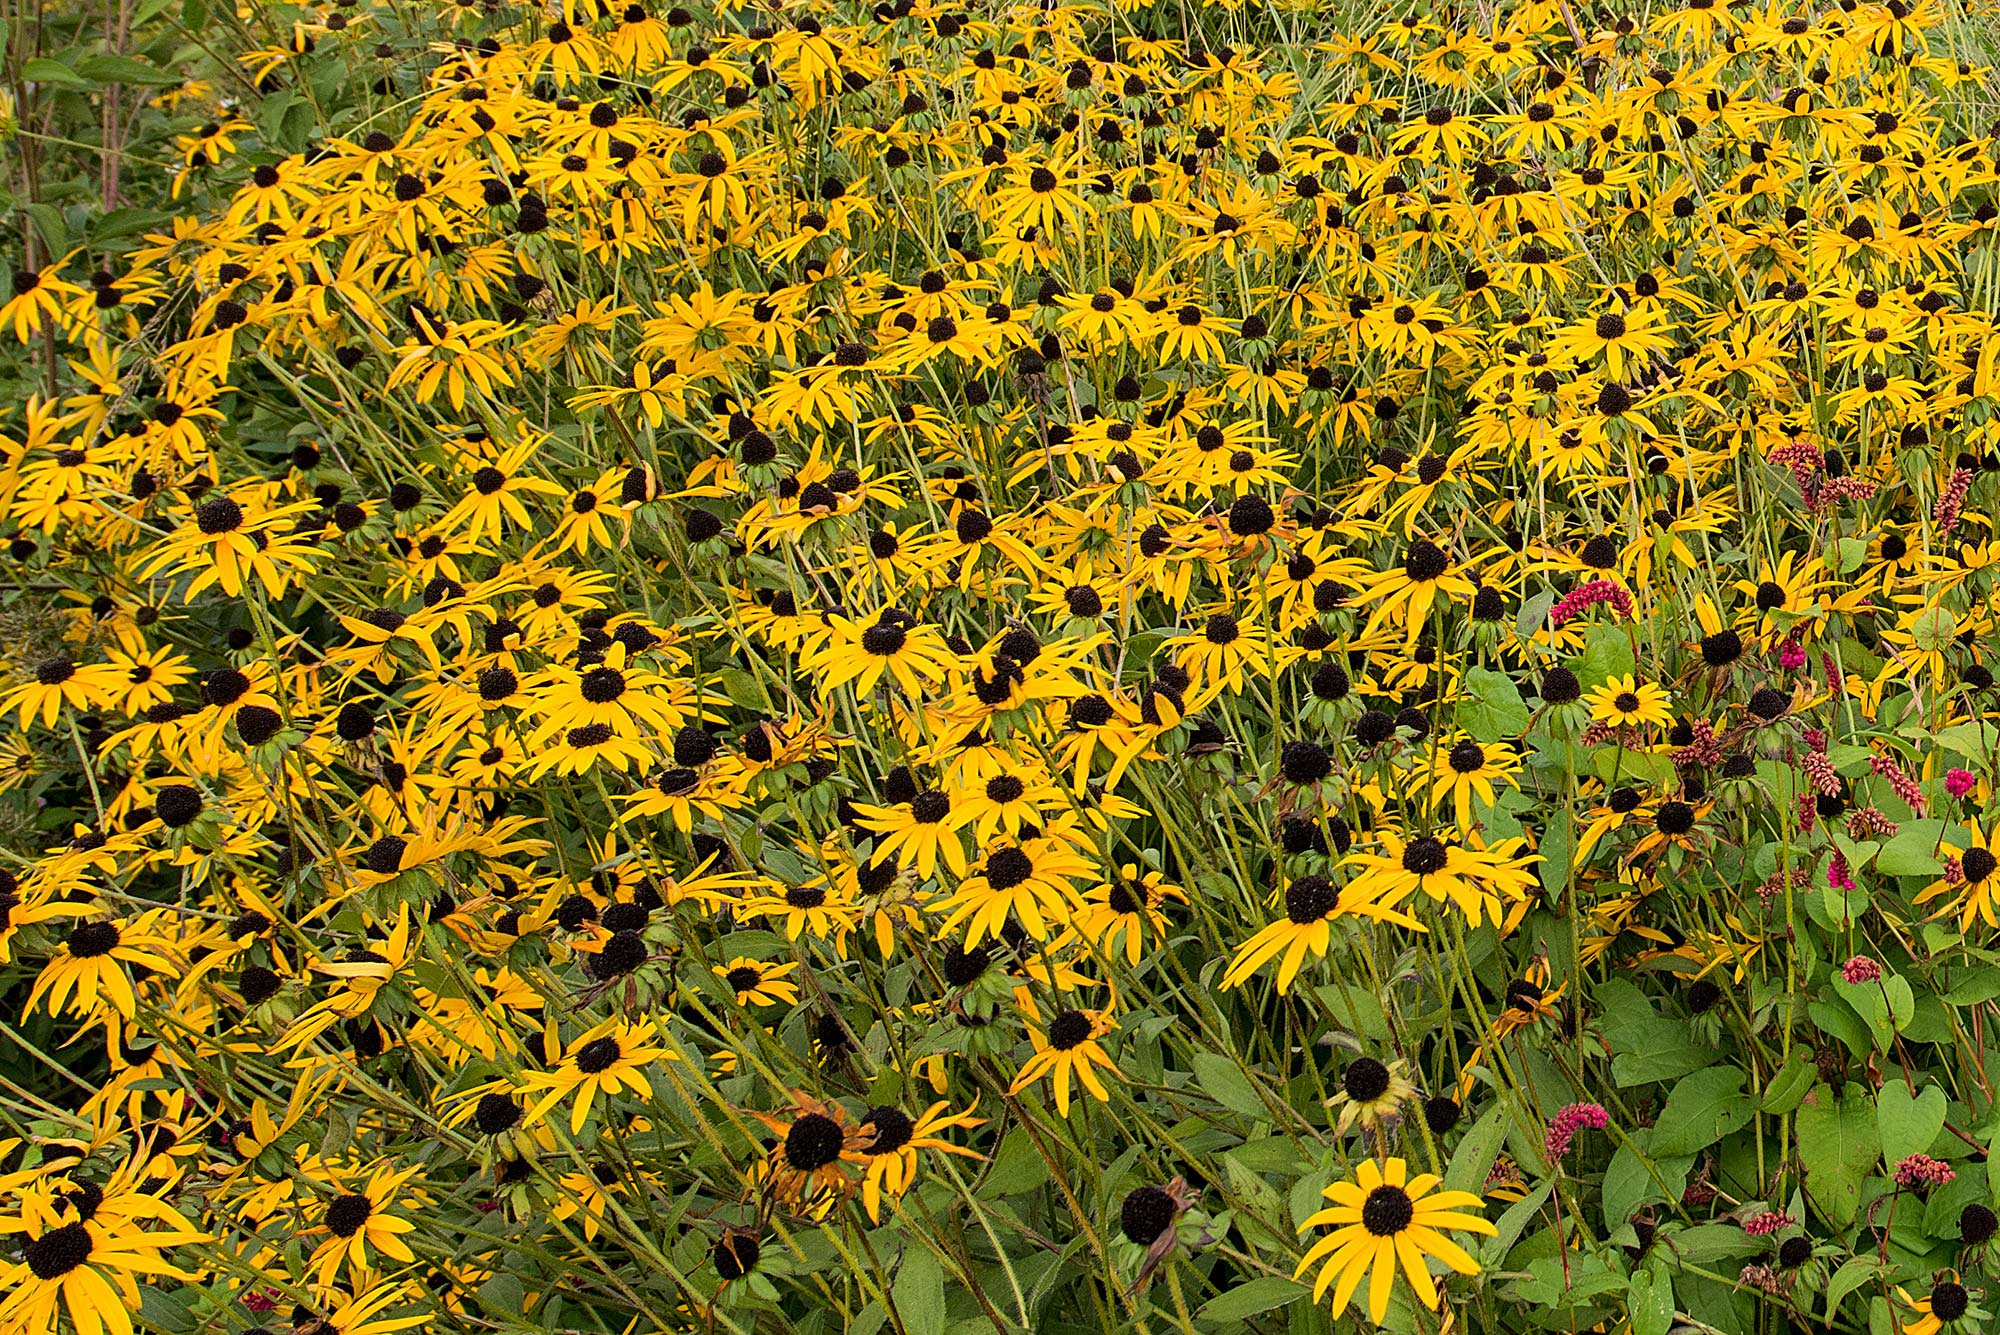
[1936, 468, 1973, 534]
[1742, 1210, 1796, 1236]
[1827, 853, 1856, 894]
[1780, 637, 1808, 671]
[1846, 806, 1899, 839]
[1945, 854, 1965, 884]
[1671, 719, 1723, 770]
[1802, 750, 1842, 798]
[1818, 476, 1879, 508]
[1756, 866, 1815, 904]
[1549, 579, 1634, 628]
[1766, 440, 1823, 483]
[1869, 755, 1926, 814]
[1840, 955, 1881, 984]
[1947, 768, 1979, 798]
[1545, 1102, 1610, 1160]
[1893, 1154, 1956, 1190]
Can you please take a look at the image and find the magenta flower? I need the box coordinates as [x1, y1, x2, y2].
[1545, 1102, 1609, 1160]
[1947, 768, 1978, 797]
[1840, 955, 1881, 984]
[1548, 579, 1633, 628]
[1742, 1210, 1795, 1236]
[1893, 1154, 1955, 1190]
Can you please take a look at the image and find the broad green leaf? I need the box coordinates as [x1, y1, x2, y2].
[1514, 1253, 1626, 1307]
[138, 1288, 194, 1333]
[1481, 1181, 1554, 1266]
[1196, 1277, 1308, 1323]
[1191, 1052, 1267, 1120]
[892, 1246, 946, 1335]
[1456, 666, 1530, 741]
[1936, 721, 2000, 761]
[1876, 821, 1946, 876]
[980, 1129, 1049, 1197]
[1797, 1084, 1880, 1229]
[1809, 997, 1874, 1059]
[22, 57, 88, 85]
[1597, 981, 1712, 1087]
[1516, 588, 1556, 639]
[1762, 1055, 1816, 1115]
[1876, 1083, 1946, 1165]
[476, 1273, 525, 1318]
[1943, 967, 2000, 1005]
[76, 54, 180, 84]
[1650, 1067, 1754, 1157]
[1826, 1256, 1886, 1321]
[1574, 622, 1636, 689]
[1602, 1130, 1693, 1227]
[1629, 1264, 1675, 1335]
[714, 665, 771, 711]
[1444, 1101, 1509, 1196]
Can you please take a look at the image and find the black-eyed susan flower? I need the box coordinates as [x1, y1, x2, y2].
[521, 1018, 667, 1134]
[714, 956, 801, 1007]
[1585, 674, 1674, 730]
[1007, 1003, 1122, 1117]
[1293, 1157, 1495, 1322]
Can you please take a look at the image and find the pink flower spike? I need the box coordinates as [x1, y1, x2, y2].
[1893, 1154, 1955, 1190]
[1544, 1101, 1610, 1160]
[1947, 768, 1978, 798]
[1743, 1210, 1795, 1236]
[1840, 955, 1880, 984]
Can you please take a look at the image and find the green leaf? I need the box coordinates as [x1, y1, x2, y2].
[477, 1273, 525, 1318]
[892, 1246, 946, 1335]
[1516, 588, 1556, 639]
[1602, 1130, 1693, 1227]
[20, 203, 67, 256]
[1944, 968, 2000, 1005]
[714, 666, 771, 711]
[980, 1129, 1049, 1197]
[1629, 1265, 1675, 1335]
[1597, 981, 1712, 1088]
[1876, 821, 1945, 876]
[1835, 973, 1915, 1050]
[1935, 721, 2000, 762]
[1797, 1084, 1880, 1229]
[1192, 1052, 1268, 1120]
[1574, 622, 1636, 689]
[75, 54, 179, 84]
[1196, 1277, 1308, 1323]
[92, 207, 172, 241]
[1444, 1101, 1509, 1196]
[1514, 1253, 1626, 1308]
[1808, 998, 1874, 1059]
[1650, 1067, 1754, 1157]
[1825, 1256, 1886, 1320]
[138, 1288, 194, 1333]
[1877, 1083, 1947, 1164]
[1762, 1055, 1816, 1115]
[1456, 666, 1530, 742]
[22, 57, 88, 86]
[1481, 1181, 1554, 1264]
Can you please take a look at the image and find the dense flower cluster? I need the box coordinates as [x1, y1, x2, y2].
[4, 0, 2000, 1329]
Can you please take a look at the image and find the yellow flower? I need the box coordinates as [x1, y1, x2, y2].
[1585, 674, 1674, 729]
[1294, 1157, 1495, 1323]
